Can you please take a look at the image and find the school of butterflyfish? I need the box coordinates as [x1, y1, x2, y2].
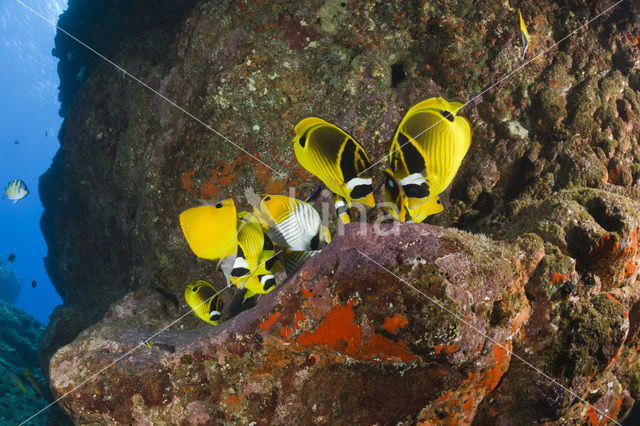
[179, 96, 472, 324]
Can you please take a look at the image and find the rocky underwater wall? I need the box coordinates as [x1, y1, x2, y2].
[40, 0, 640, 424]
[0, 300, 49, 425]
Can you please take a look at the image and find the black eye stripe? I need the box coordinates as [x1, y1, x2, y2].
[231, 267, 251, 277]
[263, 277, 276, 291]
[385, 176, 400, 200]
[403, 182, 429, 198]
[264, 195, 271, 201]
[299, 134, 307, 147]
[350, 184, 373, 200]
[215, 202, 223, 208]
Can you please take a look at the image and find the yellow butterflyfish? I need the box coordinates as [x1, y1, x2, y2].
[293, 117, 374, 223]
[388, 97, 472, 211]
[519, 9, 531, 59]
[179, 199, 237, 269]
[184, 280, 223, 325]
[230, 212, 279, 299]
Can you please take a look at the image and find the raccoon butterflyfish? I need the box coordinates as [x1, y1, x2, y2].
[293, 117, 375, 222]
[184, 280, 224, 325]
[253, 194, 331, 251]
[518, 9, 531, 59]
[382, 168, 443, 222]
[389, 97, 471, 210]
[3, 179, 29, 203]
[230, 212, 279, 299]
[179, 200, 237, 269]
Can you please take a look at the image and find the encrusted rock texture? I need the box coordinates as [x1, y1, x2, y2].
[0, 300, 49, 425]
[41, 0, 640, 424]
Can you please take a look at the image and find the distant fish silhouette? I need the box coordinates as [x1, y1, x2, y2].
[8, 253, 15, 262]
[23, 368, 44, 396]
[13, 140, 19, 145]
[10, 373, 27, 394]
[75, 66, 86, 82]
[31, 280, 37, 288]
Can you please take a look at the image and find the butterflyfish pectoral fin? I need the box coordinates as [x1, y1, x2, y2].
[293, 117, 374, 210]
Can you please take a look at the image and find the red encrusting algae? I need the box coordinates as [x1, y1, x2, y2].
[295, 300, 416, 362]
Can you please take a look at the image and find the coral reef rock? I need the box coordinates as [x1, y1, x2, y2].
[0, 300, 48, 425]
[42, 0, 640, 424]
[50, 223, 543, 424]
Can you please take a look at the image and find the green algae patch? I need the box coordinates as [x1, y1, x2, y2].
[545, 294, 626, 383]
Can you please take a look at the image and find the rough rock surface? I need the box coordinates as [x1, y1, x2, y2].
[51, 224, 543, 424]
[0, 300, 48, 425]
[40, 0, 640, 424]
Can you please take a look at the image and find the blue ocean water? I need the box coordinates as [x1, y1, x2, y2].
[0, 0, 67, 324]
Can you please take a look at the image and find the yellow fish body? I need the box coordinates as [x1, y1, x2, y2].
[382, 168, 443, 222]
[231, 212, 279, 298]
[253, 194, 330, 251]
[3, 179, 29, 204]
[179, 200, 237, 265]
[389, 97, 471, 210]
[23, 368, 44, 396]
[184, 280, 223, 325]
[10, 373, 27, 394]
[293, 117, 374, 222]
[518, 9, 531, 59]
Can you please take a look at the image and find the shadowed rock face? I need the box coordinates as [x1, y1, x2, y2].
[40, 0, 640, 423]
